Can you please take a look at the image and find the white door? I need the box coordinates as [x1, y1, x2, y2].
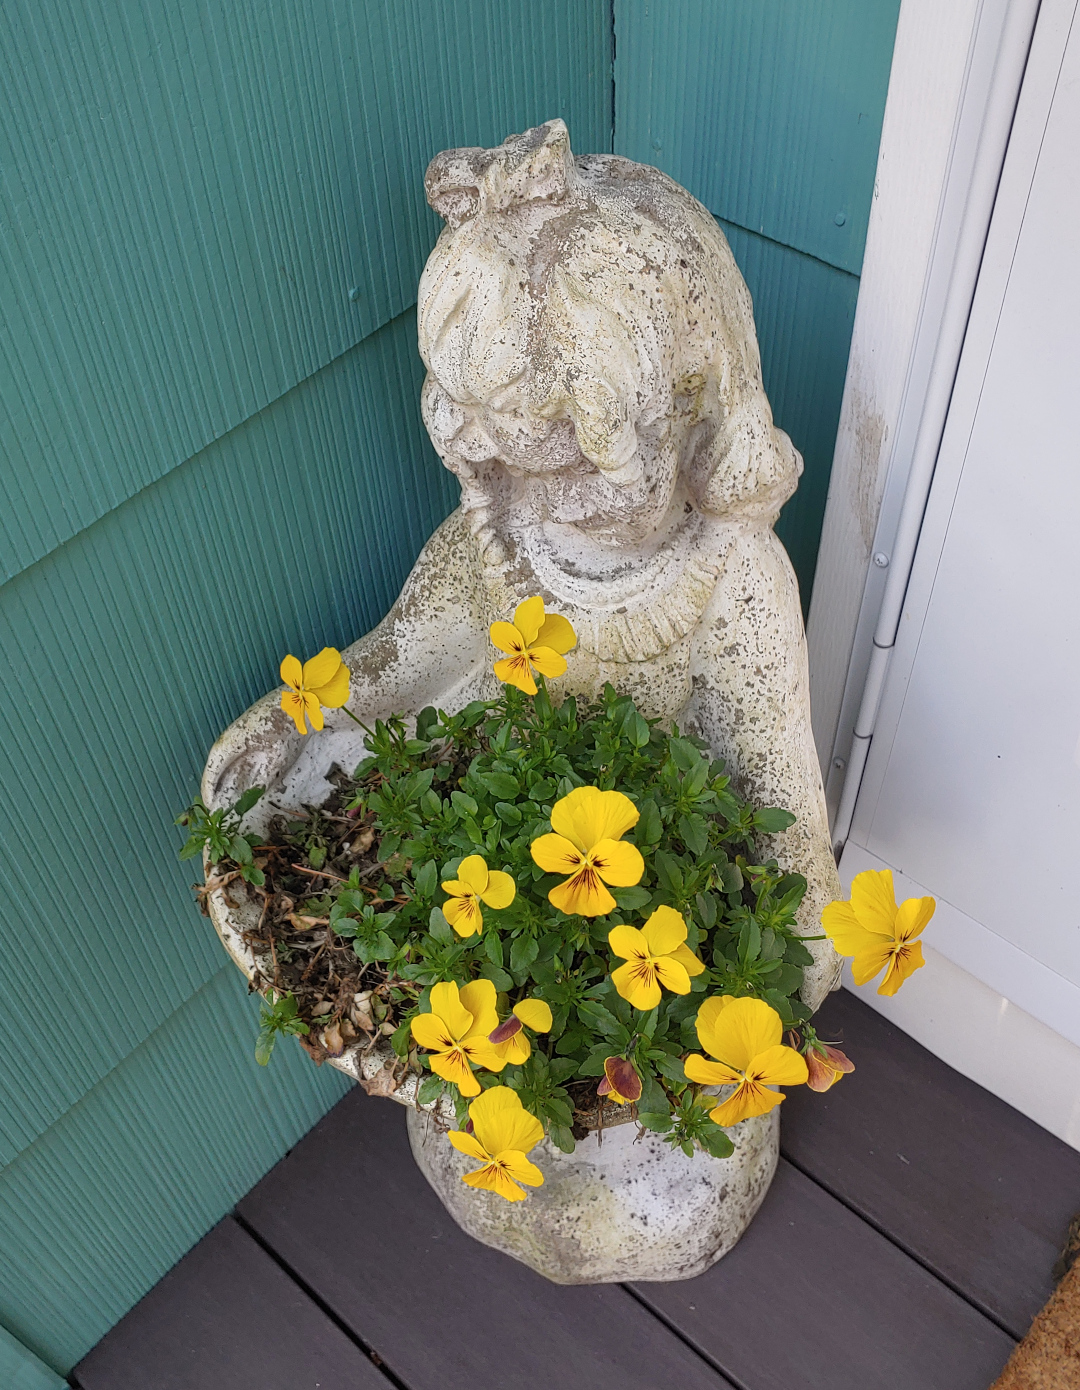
[841, 0, 1080, 1140]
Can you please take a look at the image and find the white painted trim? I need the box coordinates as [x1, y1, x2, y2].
[807, 0, 1038, 822]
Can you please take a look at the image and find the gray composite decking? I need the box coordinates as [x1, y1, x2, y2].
[74, 989, 1080, 1390]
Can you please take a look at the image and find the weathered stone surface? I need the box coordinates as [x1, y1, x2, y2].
[407, 1101, 780, 1284]
[202, 119, 842, 1282]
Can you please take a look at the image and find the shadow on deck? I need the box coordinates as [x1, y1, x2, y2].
[72, 989, 1080, 1389]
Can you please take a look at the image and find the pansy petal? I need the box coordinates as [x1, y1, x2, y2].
[694, 995, 737, 1057]
[492, 1032, 532, 1065]
[493, 655, 537, 695]
[458, 979, 499, 1034]
[551, 786, 639, 851]
[463, 1039, 508, 1073]
[669, 942, 706, 977]
[302, 647, 345, 690]
[608, 923, 648, 962]
[611, 960, 661, 1011]
[497, 1151, 545, 1188]
[480, 869, 516, 910]
[822, 900, 883, 956]
[894, 895, 935, 943]
[850, 938, 895, 988]
[878, 941, 925, 996]
[653, 956, 692, 996]
[535, 612, 577, 655]
[311, 662, 350, 708]
[489, 621, 527, 656]
[303, 691, 325, 731]
[591, 838, 645, 887]
[428, 982, 474, 1039]
[710, 1080, 785, 1127]
[748, 1044, 809, 1088]
[280, 689, 309, 735]
[447, 1130, 490, 1163]
[640, 904, 687, 955]
[528, 646, 567, 680]
[513, 998, 553, 1032]
[549, 868, 616, 918]
[705, 997, 782, 1073]
[530, 833, 584, 875]
[470, 1086, 544, 1155]
[443, 895, 482, 937]
[512, 596, 546, 646]
[684, 1052, 741, 1087]
[456, 855, 491, 895]
[279, 654, 304, 690]
[850, 869, 900, 937]
[410, 1013, 457, 1052]
[462, 1163, 526, 1201]
[430, 1050, 480, 1094]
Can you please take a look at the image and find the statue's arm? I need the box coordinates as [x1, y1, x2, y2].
[686, 525, 841, 1009]
[202, 509, 491, 812]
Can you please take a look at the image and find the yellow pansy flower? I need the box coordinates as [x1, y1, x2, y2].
[447, 1086, 545, 1202]
[822, 869, 934, 996]
[530, 786, 645, 916]
[487, 997, 554, 1065]
[608, 905, 705, 1011]
[279, 648, 350, 735]
[440, 855, 516, 938]
[410, 980, 504, 1096]
[685, 996, 808, 1126]
[490, 596, 577, 695]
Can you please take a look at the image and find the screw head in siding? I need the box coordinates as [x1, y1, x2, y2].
[873, 552, 890, 568]
[349, 286, 362, 302]
[833, 758, 846, 771]
[834, 212, 847, 226]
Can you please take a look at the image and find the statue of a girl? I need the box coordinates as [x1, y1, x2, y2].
[205, 120, 840, 1007]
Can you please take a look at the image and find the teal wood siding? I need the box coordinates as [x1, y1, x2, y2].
[614, 0, 901, 596]
[0, 2, 611, 1371]
[0, 1, 896, 1372]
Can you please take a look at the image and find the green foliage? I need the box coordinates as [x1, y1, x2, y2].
[344, 682, 810, 1155]
[182, 681, 814, 1156]
[254, 990, 309, 1066]
[175, 786, 266, 886]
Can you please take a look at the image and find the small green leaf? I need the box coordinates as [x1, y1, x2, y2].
[548, 1124, 577, 1154]
[654, 1054, 687, 1084]
[413, 859, 438, 899]
[229, 835, 253, 864]
[480, 964, 514, 991]
[478, 772, 520, 799]
[390, 1018, 412, 1057]
[417, 1074, 445, 1106]
[234, 786, 265, 816]
[611, 885, 652, 911]
[428, 908, 453, 943]
[510, 935, 539, 975]
[753, 807, 797, 834]
[451, 790, 479, 817]
[254, 1028, 276, 1067]
[697, 1125, 735, 1159]
[637, 1111, 673, 1133]
[678, 814, 709, 857]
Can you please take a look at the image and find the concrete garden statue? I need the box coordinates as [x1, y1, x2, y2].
[182, 120, 933, 1284]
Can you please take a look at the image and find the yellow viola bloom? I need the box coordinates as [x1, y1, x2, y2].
[447, 1085, 545, 1202]
[821, 869, 935, 996]
[410, 980, 504, 1096]
[530, 786, 645, 916]
[440, 855, 516, 938]
[279, 648, 351, 735]
[490, 596, 577, 695]
[685, 996, 808, 1126]
[608, 905, 705, 1011]
[487, 997, 554, 1066]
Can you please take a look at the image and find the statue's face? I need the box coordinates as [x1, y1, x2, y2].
[423, 380, 684, 545]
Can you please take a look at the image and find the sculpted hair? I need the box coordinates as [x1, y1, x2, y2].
[417, 120, 800, 521]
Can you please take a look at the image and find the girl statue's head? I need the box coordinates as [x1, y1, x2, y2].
[417, 120, 800, 546]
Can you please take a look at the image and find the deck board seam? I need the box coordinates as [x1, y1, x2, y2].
[230, 1213, 411, 1390]
[619, 1283, 743, 1389]
[779, 1148, 1025, 1342]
